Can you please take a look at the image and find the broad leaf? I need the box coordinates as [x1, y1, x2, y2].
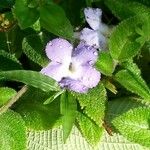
[40, 3, 73, 40]
[15, 87, 61, 130]
[76, 112, 103, 145]
[74, 83, 107, 126]
[27, 125, 148, 150]
[22, 34, 49, 67]
[0, 50, 22, 70]
[0, 110, 26, 150]
[109, 13, 150, 61]
[112, 107, 150, 148]
[106, 97, 146, 122]
[105, 0, 150, 20]
[60, 91, 77, 142]
[96, 51, 115, 76]
[13, 0, 39, 29]
[115, 69, 150, 100]
[0, 87, 16, 106]
[0, 70, 60, 92]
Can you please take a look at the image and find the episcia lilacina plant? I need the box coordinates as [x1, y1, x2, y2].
[0, 0, 150, 150]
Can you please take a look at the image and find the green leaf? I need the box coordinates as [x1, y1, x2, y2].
[60, 91, 77, 142]
[0, 0, 14, 8]
[13, 0, 39, 29]
[44, 89, 64, 105]
[0, 70, 60, 92]
[129, 0, 150, 6]
[109, 14, 150, 61]
[22, 34, 49, 67]
[96, 51, 115, 76]
[15, 87, 61, 130]
[0, 110, 26, 150]
[74, 83, 107, 126]
[112, 107, 150, 148]
[0, 50, 22, 70]
[115, 69, 150, 100]
[40, 3, 73, 40]
[99, 131, 149, 150]
[0, 87, 16, 106]
[105, 0, 150, 20]
[27, 126, 148, 150]
[76, 112, 103, 145]
[106, 97, 146, 122]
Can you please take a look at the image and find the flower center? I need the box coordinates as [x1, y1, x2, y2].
[69, 62, 76, 73]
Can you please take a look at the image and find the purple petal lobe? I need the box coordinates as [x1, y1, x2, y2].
[80, 28, 107, 50]
[72, 43, 98, 65]
[45, 38, 73, 63]
[41, 62, 68, 82]
[80, 66, 100, 88]
[60, 78, 88, 93]
[84, 8, 102, 30]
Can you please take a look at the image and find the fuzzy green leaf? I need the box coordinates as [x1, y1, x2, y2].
[109, 14, 150, 61]
[0, 110, 26, 150]
[22, 34, 49, 67]
[15, 87, 61, 130]
[0, 70, 60, 92]
[74, 84, 106, 126]
[60, 91, 77, 142]
[0, 50, 22, 70]
[13, 0, 39, 29]
[106, 97, 146, 122]
[27, 127, 148, 150]
[96, 51, 115, 76]
[112, 107, 150, 148]
[105, 0, 150, 20]
[76, 112, 103, 145]
[115, 69, 150, 100]
[40, 3, 73, 40]
[0, 87, 16, 106]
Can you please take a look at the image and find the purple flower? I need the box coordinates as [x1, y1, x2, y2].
[80, 8, 109, 50]
[41, 38, 100, 93]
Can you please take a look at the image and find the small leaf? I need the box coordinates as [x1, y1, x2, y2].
[44, 89, 64, 105]
[0, 87, 16, 106]
[112, 107, 150, 148]
[15, 87, 61, 130]
[109, 14, 150, 61]
[96, 51, 115, 76]
[105, 0, 150, 20]
[115, 69, 150, 100]
[22, 34, 49, 67]
[40, 3, 73, 40]
[13, 0, 39, 29]
[0, 50, 22, 70]
[76, 112, 103, 145]
[74, 83, 107, 126]
[0, 70, 60, 92]
[60, 91, 77, 142]
[0, 110, 26, 150]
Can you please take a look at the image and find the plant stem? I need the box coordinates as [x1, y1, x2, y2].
[0, 85, 28, 115]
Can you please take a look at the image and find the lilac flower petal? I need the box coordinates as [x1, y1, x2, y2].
[84, 7, 102, 30]
[45, 38, 73, 63]
[41, 62, 68, 82]
[80, 66, 100, 88]
[80, 28, 107, 50]
[60, 78, 88, 93]
[72, 42, 98, 65]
